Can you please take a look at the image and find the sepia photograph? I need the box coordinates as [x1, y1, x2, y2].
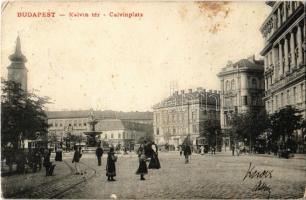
[1, 1, 305, 199]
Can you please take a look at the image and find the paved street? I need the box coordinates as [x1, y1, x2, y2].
[59, 152, 305, 199]
[1, 152, 305, 199]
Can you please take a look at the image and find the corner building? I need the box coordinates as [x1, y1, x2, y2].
[260, 2, 305, 152]
[153, 88, 220, 150]
[218, 56, 265, 151]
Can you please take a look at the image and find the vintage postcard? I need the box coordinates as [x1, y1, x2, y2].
[1, 1, 305, 199]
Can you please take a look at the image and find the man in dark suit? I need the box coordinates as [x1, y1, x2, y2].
[96, 144, 104, 166]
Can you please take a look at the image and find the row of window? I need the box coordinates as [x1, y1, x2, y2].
[103, 132, 136, 140]
[266, 83, 304, 113]
[49, 119, 87, 128]
[224, 78, 258, 91]
[224, 95, 261, 107]
[155, 125, 199, 136]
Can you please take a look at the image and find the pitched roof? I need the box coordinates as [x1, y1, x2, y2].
[96, 119, 125, 131]
[153, 90, 220, 109]
[46, 110, 153, 120]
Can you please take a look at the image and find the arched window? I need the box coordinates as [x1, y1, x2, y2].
[231, 80, 235, 90]
[252, 78, 257, 88]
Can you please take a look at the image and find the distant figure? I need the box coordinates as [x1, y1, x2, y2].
[96, 144, 104, 166]
[32, 148, 42, 172]
[136, 144, 148, 180]
[211, 146, 216, 155]
[236, 144, 240, 156]
[144, 140, 153, 158]
[148, 142, 161, 169]
[72, 146, 82, 175]
[55, 146, 63, 161]
[43, 149, 55, 176]
[183, 145, 192, 164]
[4, 145, 14, 175]
[106, 147, 117, 181]
[231, 145, 235, 156]
[200, 145, 205, 155]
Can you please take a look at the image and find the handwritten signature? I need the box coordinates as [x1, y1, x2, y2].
[243, 162, 273, 198]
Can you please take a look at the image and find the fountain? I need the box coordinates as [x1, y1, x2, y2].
[83, 110, 102, 147]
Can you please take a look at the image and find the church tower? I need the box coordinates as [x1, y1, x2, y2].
[7, 36, 28, 91]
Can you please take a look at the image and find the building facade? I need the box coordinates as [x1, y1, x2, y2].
[47, 110, 152, 149]
[7, 36, 28, 91]
[153, 88, 220, 150]
[260, 2, 305, 152]
[97, 119, 146, 148]
[218, 56, 265, 150]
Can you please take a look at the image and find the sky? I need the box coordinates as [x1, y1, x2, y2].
[1, 1, 270, 112]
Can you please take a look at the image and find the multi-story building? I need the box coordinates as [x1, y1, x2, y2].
[47, 110, 152, 148]
[153, 88, 220, 150]
[260, 2, 305, 152]
[217, 55, 265, 150]
[97, 119, 146, 148]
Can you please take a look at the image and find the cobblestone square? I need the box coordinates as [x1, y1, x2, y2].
[60, 152, 305, 199]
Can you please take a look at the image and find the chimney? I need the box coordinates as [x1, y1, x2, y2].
[188, 89, 192, 93]
[248, 55, 255, 63]
[174, 91, 179, 95]
[181, 90, 185, 94]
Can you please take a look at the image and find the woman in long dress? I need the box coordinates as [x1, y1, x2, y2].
[106, 147, 117, 181]
[136, 144, 148, 180]
[148, 142, 160, 169]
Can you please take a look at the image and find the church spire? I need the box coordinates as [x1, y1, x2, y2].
[8, 36, 27, 62]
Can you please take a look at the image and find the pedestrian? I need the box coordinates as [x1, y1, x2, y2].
[96, 144, 104, 166]
[4, 145, 14, 175]
[179, 146, 182, 156]
[43, 149, 56, 176]
[236, 144, 240, 156]
[55, 146, 63, 161]
[32, 148, 42, 172]
[106, 147, 117, 181]
[148, 142, 161, 169]
[212, 146, 216, 155]
[183, 145, 192, 164]
[72, 145, 82, 175]
[136, 144, 148, 180]
[144, 140, 153, 158]
[200, 145, 204, 155]
[231, 145, 235, 156]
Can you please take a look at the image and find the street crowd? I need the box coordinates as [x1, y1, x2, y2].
[1, 144, 61, 176]
[71, 140, 162, 181]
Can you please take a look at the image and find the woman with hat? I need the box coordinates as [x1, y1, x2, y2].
[106, 147, 117, 181]
[136, 143, 148, 180]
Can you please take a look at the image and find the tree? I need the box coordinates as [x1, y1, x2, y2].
[269, 106, 303, 149]
[200, 119, 221, 147]
[1, 80, 50, 150]
[229, 109, 269, 152]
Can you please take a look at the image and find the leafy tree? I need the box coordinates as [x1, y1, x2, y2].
[1, 80, 50, 150]
[229, 109, 269, 152]
[200, 119, 221, 147]
[269, 106, 303, 145]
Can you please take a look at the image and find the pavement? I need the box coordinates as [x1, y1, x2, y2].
[1, 151, 305, 199]
[1, 152, 95, 198]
